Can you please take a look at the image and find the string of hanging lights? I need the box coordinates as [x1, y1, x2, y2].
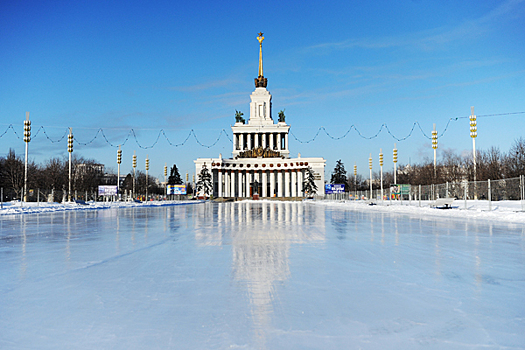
[0, 111, 522, 149]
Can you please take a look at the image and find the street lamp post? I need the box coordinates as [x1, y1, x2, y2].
[353, 163, 357, 201]
[379, 149, 384, 202]
[470, 106, 477, 199]
[67, 128, 73, 202]
[132, 151, 137, 199]
[164, 163, 167, 199]
[117, 145, 122, 200]
[23, 112, 31, 202]
[369, 153, 373, 200]
[145, 155, 149, 201]
[393, 144, 398, 186]
[186, 173, 189, 199]
[432, 123, 438, 179]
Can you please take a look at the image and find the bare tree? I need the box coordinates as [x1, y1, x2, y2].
[440, 149, 464, 183]
[477, 147, 504, 180]
[0, 149, 25, 200]
[39, 157, 67, 195]
[505, 137, 525, 178]
[121, 173, 133, 192]
[73, 156, 104, 193]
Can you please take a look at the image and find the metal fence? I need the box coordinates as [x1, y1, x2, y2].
[0, 187, 176, 205]
[331, 175, 525, 204]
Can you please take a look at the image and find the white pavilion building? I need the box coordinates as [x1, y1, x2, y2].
[194, 33, 325, 198]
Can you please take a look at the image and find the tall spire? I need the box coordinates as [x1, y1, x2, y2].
[258, 32, 264, 77]
[255, 32, 268, 88]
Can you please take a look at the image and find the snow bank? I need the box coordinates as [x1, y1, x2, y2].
[310, 199, 525, 224]
[0, 199, 204, 216]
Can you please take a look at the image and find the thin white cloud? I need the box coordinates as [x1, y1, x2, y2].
[307, 0, 524, 53]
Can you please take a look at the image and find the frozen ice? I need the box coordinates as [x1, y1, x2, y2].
[1, 201, 524, 349]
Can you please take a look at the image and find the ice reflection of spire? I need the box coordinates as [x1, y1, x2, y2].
[195, 202, 326, 349]
[232, 202, 325, 349]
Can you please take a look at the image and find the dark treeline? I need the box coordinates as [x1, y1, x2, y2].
[0, 149, 164, 201]
[338, 137, 525, 191]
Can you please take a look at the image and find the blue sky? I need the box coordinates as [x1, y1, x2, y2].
[1, 0, 524, 181]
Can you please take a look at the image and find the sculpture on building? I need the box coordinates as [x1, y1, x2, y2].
[235, 110, 245, 124]
[278, 109, 286, 123]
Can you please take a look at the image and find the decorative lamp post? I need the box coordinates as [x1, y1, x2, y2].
[132, 151, 137, 198]
[145, 155, 149, 201]
[164, 163, 167, 198]
[23, 112, 31, 202]
[369, 153, 373, 200]
[393, 144, 398, 185]
[67, 128, 74, 202]
[117, 145, 122, 199]
[379, 149, 384, 201]
[353, 163, 357, 201]
[432, 124, 438, 179]
[470, 106, 477, 199]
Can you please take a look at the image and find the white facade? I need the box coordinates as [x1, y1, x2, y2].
[194, 155, 325, 198]
[194, 37, 325, 198]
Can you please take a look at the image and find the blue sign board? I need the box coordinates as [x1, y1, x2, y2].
[325, 184, 345, 194]
[167, 184, 187, 195]
[98, 185, 118, 196]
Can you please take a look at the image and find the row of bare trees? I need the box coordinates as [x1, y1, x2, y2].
[119, 171, 166, 197]
[0, 149, 164, 201]
[340, 137, 525, 191]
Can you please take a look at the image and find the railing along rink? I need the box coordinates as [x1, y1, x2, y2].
[322, 175, 525, 212]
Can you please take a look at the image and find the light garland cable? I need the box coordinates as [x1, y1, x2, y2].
[36, 126, 68, 142]
[0, 111, 523, 147]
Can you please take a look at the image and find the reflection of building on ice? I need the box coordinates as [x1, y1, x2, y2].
[194, 33, 326, 198]
[193, 201, 325, 345]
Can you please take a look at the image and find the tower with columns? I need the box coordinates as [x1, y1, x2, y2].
[194, 33, 325, 198]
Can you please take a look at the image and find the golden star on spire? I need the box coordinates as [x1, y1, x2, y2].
[257, 32, 264, 77]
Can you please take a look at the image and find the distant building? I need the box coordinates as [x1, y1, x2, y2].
[75, 163, 104, 176]
[194, 34, 325, 198]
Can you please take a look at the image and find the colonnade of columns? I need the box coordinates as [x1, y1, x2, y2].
[234, 132, 288, 151]
[214, 168, 305, 198]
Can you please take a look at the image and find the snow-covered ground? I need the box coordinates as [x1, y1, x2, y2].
[313, 198, 525, 224]
[0, 199, 203, 215]
[1, 200, 524, 349]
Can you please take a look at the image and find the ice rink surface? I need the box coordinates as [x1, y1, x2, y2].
[1, 201, 524, 349]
